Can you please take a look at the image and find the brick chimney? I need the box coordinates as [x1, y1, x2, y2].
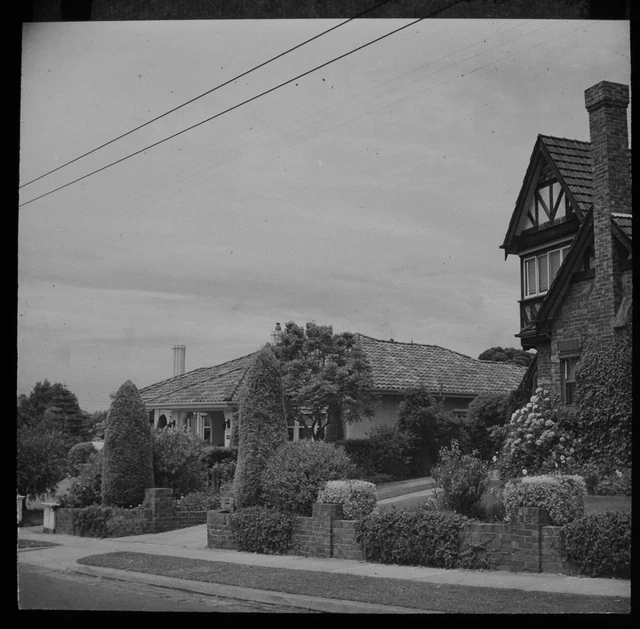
[584, 81, 631, 333]
[172, 345, 186, 376]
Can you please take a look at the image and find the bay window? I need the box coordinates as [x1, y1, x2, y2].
[523, 245, 570, 298]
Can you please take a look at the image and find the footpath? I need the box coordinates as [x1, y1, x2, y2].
[17, 481, 631, 613]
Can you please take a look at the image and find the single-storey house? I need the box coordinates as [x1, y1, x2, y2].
[139, 334, 526, 445]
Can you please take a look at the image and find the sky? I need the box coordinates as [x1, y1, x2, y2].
[18, 18, 630, 412]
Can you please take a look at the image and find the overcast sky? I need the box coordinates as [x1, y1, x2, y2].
[18, 19, 629, 412]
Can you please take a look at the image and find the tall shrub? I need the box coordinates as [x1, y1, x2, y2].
[101, 380, 154, 508]
[464, 393, 509, 461]
[233, 345, 289, 508]
[574, 331, 632, 468]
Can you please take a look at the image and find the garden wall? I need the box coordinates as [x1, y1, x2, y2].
[45, 488, 208, 537]
[207, 505, 576, 574]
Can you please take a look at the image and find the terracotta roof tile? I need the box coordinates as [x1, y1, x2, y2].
[612, 213, 632, 240]
[140, 353, 257, 406]
[356, 335, 527, 396]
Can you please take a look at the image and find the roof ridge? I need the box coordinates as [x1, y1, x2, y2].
[538, 134, 590, 146]
[612, 212, 632, 218]
[357, 333, 526, 370]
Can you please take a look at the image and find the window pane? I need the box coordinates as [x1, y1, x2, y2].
[562, 246, 570, 261]
[525, 258, 537, 295]
[565, 382, 575, 405]
[549, 250, 561, 282]
[538, 255, 549, 292]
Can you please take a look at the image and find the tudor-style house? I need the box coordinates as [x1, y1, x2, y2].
[500, 81, 632, 404]
[139, 333, 526, 444]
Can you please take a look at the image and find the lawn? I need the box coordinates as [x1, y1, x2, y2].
[77, 551, 630, 614]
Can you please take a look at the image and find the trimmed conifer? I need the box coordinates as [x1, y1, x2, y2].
[233, 345, 288, 509]
[101, 380, 154, 507]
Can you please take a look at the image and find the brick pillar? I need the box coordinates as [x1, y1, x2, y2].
[584, 81, 631, 332]
[145, 488, 173, 522]
[311, 503, 343, 558]
[509, 507, 550, 573]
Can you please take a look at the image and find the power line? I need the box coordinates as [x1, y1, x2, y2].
[19, 0, 399, 190]
[19, 0, 466, 208]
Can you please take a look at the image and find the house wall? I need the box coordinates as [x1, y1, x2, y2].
[344, 394, 474, 439]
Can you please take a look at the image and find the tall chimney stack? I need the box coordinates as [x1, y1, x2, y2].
[584, 81, 631, 333]
[172, 345, 186, 377]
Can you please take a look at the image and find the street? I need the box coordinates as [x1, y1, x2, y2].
[18, 563, 313, 613]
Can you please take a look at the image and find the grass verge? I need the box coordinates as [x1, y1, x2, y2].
[77, 552, 629, 614]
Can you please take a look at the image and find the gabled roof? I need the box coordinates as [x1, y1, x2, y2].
[501, 135, 591, 256]
[139, 352, 257, 407]
[355, 334, 527, 397]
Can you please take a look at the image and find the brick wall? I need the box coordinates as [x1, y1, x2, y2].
[48, 488, 208, 537]
[207, 505, 575, 574]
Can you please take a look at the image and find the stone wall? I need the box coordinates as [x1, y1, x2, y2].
[208, 505, 576, 574]
[46, 488, 207, 537]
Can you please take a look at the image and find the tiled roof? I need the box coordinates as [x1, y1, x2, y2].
[356, 335, 527, 396]
[539, 135, 593, 213]
[612, 213, 632, 240]
[139, 352, 257, 406]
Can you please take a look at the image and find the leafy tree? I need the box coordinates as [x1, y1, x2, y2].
[101, 380, 154, 508]
[86, 410, 109, 440]
[233, 345, 289, 509]
[17, 422, 68, 511]
[396, 386, 468, 475]
[275, 321, 378, 441]
[478, 347, 535, 367]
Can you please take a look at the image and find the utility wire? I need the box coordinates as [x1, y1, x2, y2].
[20, 0, 397, 189]
[19, 0, 466, 208]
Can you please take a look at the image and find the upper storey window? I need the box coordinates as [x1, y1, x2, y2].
[523, 179, 573, 230]
[524, 245, 570, 297]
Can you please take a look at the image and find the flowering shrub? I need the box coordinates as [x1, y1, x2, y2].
[503, 474, 586, 526]
[491, 388, 578, 480]
[59, 451, 104, 508]
[562, 512, 631, 578]
[316, 480, 377, 520]
[431, 441, 490, 517]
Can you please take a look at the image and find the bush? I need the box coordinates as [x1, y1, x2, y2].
[357, 508, 484, 569]
[206, 459, 237, 494]
[492, 388, 579, 480]
[66, 442, 97, 477]
[569, 462, 632, 496]
[464, 393, 509, 461]
[69, 504, 115, 538]
[60, 450, 104, 508]
[230, 506, 297, 554]
[336, 426, 415, 481]
[317, 480, 377, 520]
[233, 346, 289, 508]
[431, 441, 489, 517]
[203, 446, 237, 467]
[562, 512, 631, 578]
[261, 441, 357, 516]
[503, 474, 586, 526]
[174, 491, 221, 512]
[152, 427, 209, 498]
[102, 381, 154, 508]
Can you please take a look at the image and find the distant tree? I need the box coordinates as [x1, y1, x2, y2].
[233, 346, 289, 509]
[275, 322, 378, 441]
[478, 347, 534, 367]
[101, 381, 154, 508]
[86, 410, 109, 440]
[396, 386, 469, 475]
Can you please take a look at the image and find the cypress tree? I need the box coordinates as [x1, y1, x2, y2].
[101, 380, 154, 507]
[233, 345, 288, 508]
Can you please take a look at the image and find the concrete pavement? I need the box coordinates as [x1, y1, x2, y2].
[17, 521, 631, 614]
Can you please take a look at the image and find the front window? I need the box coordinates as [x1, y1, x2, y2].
[523, 245, 570, 298]
[561, 356, 579, 405]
